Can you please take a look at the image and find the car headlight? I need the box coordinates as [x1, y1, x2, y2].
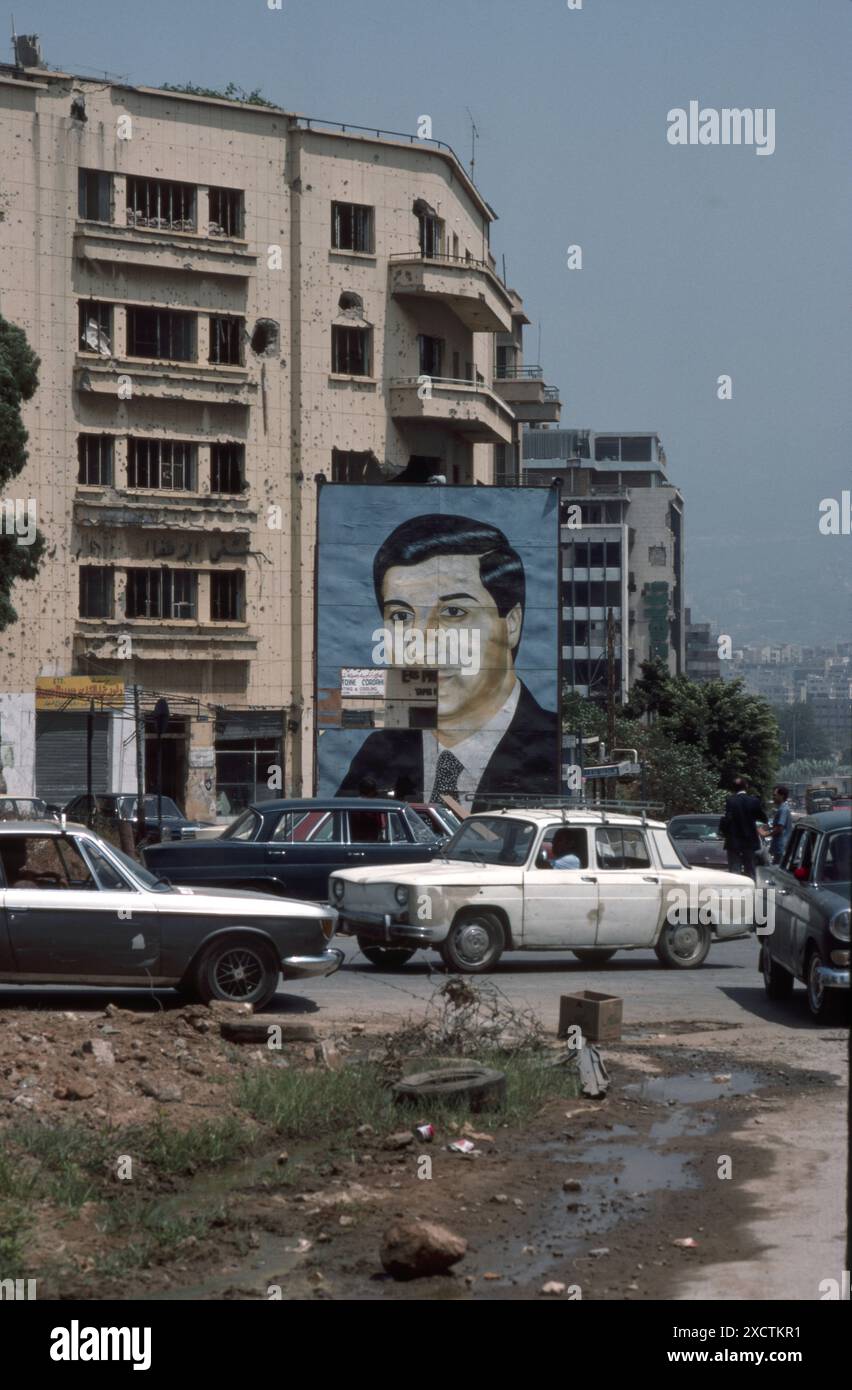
[394, 885, 408, 906]
[829, 907, 850, 943]
[331, 879, 344, 903]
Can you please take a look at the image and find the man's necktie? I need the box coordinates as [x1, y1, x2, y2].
[431, 749, 464, 801]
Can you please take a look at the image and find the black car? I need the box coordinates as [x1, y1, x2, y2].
[142, 798, 440, 902]
[758, 811, 851, 1021]
[668, 814, 728, 870]
[63, 792, 209, 843]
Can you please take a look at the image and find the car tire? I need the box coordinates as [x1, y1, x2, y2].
[761, 943, 794, 1000]
[571, 949, 617, 966]
[805, 947, 842, 1023]
[358, 942, 416, 970]
[392, 1064, 507, 1112]
[193, 936, 280, 1010]
[439, 910, 505, 974]
[654, 919, 711, 969]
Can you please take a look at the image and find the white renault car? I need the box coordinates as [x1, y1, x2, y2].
[330, 808, 758, 973]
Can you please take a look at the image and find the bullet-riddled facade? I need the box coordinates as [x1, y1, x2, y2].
[0, 61, 516, 816]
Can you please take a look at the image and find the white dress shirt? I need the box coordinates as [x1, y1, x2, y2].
[423, 681, 521, 804]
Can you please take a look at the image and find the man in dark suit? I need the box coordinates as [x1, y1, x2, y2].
[721, 777, 769, 879]
[335, 513, 559, 810]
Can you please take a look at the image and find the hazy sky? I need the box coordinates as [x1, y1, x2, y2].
[19, 0, 851, 645]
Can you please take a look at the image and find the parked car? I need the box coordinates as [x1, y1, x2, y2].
[668, 814, 728, 869]
[0, 797, 57, 823]
[410, 802, 463, 839]
[142, 798, 441, 903]
[758, 810, 851, 1021]
[0, 820, 342, 1007]
[331, 808, 758, 972]
[62, 792, 211, 843]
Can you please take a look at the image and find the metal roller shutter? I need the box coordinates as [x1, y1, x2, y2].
[35, 713, 109, 804]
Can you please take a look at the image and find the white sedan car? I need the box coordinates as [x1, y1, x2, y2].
[330, 809, 758, 973]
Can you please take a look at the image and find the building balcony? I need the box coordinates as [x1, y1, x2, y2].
[389, 254, 514, 333]
[73, 355, 254, 407]
[74, 223, 256, 279]
[74, 618, 257, 663]
[493, 368, 562, 423]
[73, 489, 257, 535]
[388, 377, 515, 444]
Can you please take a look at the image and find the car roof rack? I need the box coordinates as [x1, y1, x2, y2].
[471, 795, 664, 827]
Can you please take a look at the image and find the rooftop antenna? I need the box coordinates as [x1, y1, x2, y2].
[466, 106, 478, 181]
[11, 13, 17, 64]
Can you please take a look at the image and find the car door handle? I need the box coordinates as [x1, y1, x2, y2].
[10, 905, 29, 912]
[776, 888, 789, 896]
[581, 875, 597, 883]
[643, 876, 660, 883]
[346, 851, 366, 859]
[266, 848, 288, 857]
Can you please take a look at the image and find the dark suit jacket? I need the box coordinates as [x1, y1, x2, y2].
[336, 681, 559, 811]
[722, 791, 768, 850]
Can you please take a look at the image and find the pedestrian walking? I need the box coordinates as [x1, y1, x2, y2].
[720, 776, 769, 879]
[767, 784, 793, 865]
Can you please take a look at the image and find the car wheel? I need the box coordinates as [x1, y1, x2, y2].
[654, 919, 711, 969]
[193, 936, 280, 1010]
[805, 948, 841, 1022]
[761, 943, 793, 1000]
[358, 941, 416, 970]
[440, 910, 505, 974]
[571, 949, 617, 966]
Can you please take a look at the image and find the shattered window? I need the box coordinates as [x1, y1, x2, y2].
[209, 187, 244, 237]
[77, 435, 114, 486]
[127, 308, 195, 361]
[332, 325, 371, 376]
[209, 316, 244, 366]
[79, 566, 114, 620]
[331, 202, 374, 253]
[127, 439, 197, 491]
[78, 302, 113, 356]
[78, 169, 112, 222]
[125, 569, 197, 621]
[211, 571, 245, 622]
[126, 176, 196, 231]
[211, 443, 245, 493]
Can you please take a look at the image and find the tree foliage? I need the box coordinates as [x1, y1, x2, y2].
[564, 659, 781, 815]
[771, 702, 832, 763]
[0, 313, 44, 631]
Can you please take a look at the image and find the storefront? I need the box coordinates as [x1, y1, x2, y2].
[214, 711, 284, 816]
[33, 678, 126, 806]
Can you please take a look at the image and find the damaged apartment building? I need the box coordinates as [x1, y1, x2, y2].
[0, 43, 542, 816]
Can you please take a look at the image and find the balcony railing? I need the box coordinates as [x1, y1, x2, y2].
[389, 250, 508, 288]
[494, 364, 544, 380]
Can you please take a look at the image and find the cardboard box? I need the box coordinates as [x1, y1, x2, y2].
[558, 990, 623, 1043]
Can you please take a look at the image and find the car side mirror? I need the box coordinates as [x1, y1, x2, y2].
[536, 851, 551, 869]
[793, 866, 809, 882]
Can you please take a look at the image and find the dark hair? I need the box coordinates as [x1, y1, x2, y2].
[774, 785, 789, 799]
[732, 776, 747, 792]
[372, 513, 525, 650]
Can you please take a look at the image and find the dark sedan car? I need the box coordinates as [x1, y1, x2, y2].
[0, 822, 341, 1009]
[0, 797, 57, 823]
[667, 814, 729, 870]
[758, 811, 851, 1021]
[63, 792, 209, 843]
[142, 798, 440, 902]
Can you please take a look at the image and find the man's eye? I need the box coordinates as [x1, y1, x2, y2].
[440, 606, 468, 620]
[387, 610, 411, 625]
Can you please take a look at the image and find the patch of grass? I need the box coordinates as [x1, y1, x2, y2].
[238, 1052, 579, 1144]
[130, 1114, 252, 1176]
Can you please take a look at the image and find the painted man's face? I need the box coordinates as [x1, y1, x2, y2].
[380, 553, 522, 724]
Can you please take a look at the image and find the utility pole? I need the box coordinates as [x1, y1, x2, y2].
[134, 684, 146, 844]
[606, 606, 616, 756]
[86, 699, 94, 827]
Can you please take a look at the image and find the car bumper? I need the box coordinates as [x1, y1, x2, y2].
[339, 913, 444, 947]
[280, 948, 344, 980]
[816, 963, 850, 991]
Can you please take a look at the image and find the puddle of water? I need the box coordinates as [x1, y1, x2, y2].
[625, 1069, 758, 1104]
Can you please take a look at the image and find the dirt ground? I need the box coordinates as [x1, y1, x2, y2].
[1, 992, 845, 1301]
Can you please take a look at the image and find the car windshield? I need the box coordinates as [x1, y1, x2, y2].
[118, 795, 182, 820]
[107, 842, 174, 890]
[405, 807, 441, 844]
[444, 816, 536, 866]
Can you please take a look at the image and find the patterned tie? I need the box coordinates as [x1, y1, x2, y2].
[431, 749, 464, 801]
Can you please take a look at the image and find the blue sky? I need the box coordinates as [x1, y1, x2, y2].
[19, 0, 851, 644]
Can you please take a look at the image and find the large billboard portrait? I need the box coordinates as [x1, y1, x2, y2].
[315, 485, 561, 810]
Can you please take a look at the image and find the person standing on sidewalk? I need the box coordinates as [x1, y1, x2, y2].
[720, 776, 769, 879]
